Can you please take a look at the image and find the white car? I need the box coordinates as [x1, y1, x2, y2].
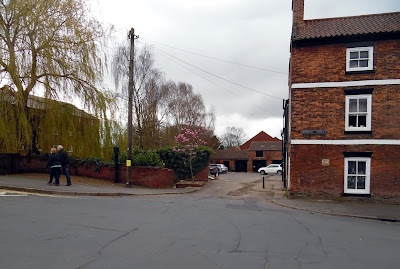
[258, 164, 282, 175]
[218, 164, 228, 173]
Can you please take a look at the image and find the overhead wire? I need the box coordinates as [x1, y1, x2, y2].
[138, 40, 284, 101]
[141, 37, 288, 75]
[140, 40, 280, 117]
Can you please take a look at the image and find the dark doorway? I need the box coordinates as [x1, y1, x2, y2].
[252, 160, 266, 172]
[235, 160, 247, 172]
[223, 161, 229, 171]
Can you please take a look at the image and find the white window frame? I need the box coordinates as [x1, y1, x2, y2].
[68, 145, 73, 153]
[344, 157, 371, 194]
[345, 94, 372, 131]
[346, 46, 374, 72]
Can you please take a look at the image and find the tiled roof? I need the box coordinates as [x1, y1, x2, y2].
[211, 149, 248, 160]
[294, 12, 400, 41]
[248, 141, 282, 151]
[240, 131, 280, 150]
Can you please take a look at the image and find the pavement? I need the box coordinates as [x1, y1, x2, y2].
[0, 174, 199, 197]
[257, 175, 400, 222]
[0, 173, 399, 222]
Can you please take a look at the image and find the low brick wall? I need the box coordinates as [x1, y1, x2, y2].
[193, 165, 209, 181]
[69, 164, 175, 188]
[1, 155, 176, 189]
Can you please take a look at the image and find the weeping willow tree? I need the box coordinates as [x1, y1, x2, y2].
[0, 0, 113, 155]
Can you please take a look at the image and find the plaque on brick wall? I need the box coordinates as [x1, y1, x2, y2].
[301, 130, 327, 135]
[322, 159, 330, 166]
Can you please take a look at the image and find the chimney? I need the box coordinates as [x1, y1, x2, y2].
[292, 0, 304, 25]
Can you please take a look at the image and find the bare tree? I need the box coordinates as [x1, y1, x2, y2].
[0, 0, 111, 153]
[112, 44, 168, 149]
[220, 126, 247, 148]
[112, 44, 219, 150]
[165, 81, 207, 129]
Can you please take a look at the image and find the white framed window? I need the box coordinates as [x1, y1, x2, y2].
[344, 157, 370, 194]
[68, 145, 73, 152]
[346, 46, 373, 72]
[345, 94, 371, 131]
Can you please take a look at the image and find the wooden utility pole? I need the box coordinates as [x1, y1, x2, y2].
[126, 28, 138, 187]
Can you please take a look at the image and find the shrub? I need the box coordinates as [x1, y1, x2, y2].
[69, 156, 113, 171]
[118, 147, 163, 167]
[157, 146, 213, 181]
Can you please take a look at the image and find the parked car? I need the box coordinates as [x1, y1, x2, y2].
[210, 166, 219, 176]
[258, 164, 282, 175]
[210, 164, 222, 174]
[216, 164, 228, 173]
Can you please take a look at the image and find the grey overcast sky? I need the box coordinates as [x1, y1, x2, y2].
[92, 0, 400, 140]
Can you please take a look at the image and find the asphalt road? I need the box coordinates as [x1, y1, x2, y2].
[1, 172, 399, 269]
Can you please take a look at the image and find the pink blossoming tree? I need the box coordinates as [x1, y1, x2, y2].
[173, 124, 207, 180]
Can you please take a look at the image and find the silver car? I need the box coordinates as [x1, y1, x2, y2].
[216, 164, 228, 173]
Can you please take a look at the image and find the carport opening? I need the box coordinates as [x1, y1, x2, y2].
[234, 160, 247, 172]
[223, 161, 229, 170]
[252, 160, 266, 172]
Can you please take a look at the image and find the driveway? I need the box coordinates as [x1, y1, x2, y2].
[196, 172, 285, 200]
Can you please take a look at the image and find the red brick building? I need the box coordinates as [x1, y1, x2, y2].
[285, 0, 400, 199]
[212, 131, 282, 172]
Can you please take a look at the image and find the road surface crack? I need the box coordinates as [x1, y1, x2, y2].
[229, 222, 242, 253]
[75, 225, 142, 269]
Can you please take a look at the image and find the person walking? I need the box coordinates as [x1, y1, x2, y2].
[57, 145, 72, 186]
[45, 148, 62, 186]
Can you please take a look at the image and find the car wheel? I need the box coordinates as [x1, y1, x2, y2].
[277, 170, 282, 176]
[260, 170, 266, 175]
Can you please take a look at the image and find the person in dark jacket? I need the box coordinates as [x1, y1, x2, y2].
[45, 148, 62, 185]
[57, 145, 72, 186]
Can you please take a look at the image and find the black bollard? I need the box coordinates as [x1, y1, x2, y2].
[114, 146, 119, 183]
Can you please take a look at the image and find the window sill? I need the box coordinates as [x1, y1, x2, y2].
[342, 193, 371, 198]
[345, 69, 375, 75]
[344, 131, 372, 135]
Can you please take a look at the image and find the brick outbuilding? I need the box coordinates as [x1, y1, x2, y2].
[212, 131, 282, 172]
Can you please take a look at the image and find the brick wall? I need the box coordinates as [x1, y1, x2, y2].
[289, 38, 400, 199]
[247, 151, 282, 171]
[69, 164, 175, 188]
[290, 85, 400, 140]
[194, 165, 209, 181]
[290, 40, 400, 84]
[290, 144, 400, 199]
[248, 151, 281, 162]
[3, 155, 176, 188]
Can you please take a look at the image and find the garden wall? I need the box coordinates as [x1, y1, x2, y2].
[0, 154, 176, 188]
